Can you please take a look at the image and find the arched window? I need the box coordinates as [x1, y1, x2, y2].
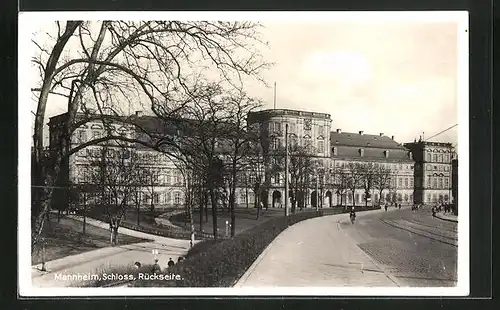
[433, 154, 437, 162]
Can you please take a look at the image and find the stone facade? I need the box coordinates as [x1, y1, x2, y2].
[404, 141, 454, 205]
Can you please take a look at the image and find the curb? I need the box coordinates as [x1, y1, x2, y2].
[433, 213, 458, 223]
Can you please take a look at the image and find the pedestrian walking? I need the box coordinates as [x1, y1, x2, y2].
[398, 203, 401, 210]
[177, 256, 184, 264]
[384, 204, 388, 212]
[151, 259, 161, 273]
[168, 257, 175, 267]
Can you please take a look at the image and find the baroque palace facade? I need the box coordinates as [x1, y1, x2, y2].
[48, 108, 454, 210]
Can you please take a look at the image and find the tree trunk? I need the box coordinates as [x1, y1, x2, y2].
[204, 192, 209, 223]
[209, 188, 218, 241]
[83, 193, 87, 235]
[245, 187, 249, 208]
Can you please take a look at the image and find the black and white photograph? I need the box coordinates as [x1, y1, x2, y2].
[18, 11, 469, 296]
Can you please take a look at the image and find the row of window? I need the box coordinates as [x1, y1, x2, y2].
[270, 137, 325, 153]
[426, 176, 450, 189]
[76, 166, 184, 186]
[426, 193, 450, 203]
[333, 161, 413, 171]
[268, 121, 325, 136]
[426, 153, 452, 163]
[426, 164, 450, 172]
[342, 192, 414, 204]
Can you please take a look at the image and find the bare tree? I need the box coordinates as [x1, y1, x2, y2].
[288, 145, 314, 212]
[345, 162, 364, 208]
[359, 162, 377, 207]
[223, 91, 262, 237]
[373, 165, 393, 206]
[88, 145, 140, 246]
[31, 21, 270, 247]
[332, 165, 349, 208]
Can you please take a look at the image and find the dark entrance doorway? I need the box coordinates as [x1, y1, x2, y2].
[272, 190, 282, 208]
[325, 191, 332, 207]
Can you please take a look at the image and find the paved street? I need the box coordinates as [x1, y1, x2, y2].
[236, 206, 457, 287]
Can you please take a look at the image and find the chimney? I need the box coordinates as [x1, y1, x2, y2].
[336, 129, 341, 133]
[391, 135, 394, 140]
[135, 111, 143, 117]
[379, 133, 384, 136]
[359, 130, 364, 135]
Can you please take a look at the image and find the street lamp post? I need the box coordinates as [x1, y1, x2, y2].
[284, 124, 289, 218]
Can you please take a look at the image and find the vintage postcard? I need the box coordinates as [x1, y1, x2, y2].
[18, 11, 469, 296]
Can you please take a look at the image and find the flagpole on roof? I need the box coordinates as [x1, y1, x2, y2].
[273, 82, 277, 110]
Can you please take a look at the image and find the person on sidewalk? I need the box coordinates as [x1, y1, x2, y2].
[349, 208, 356, 224]
[398, 203, 401, 210]
[384, 204, 388, 212]
[177, 256, 184, 264]
[168, 258, 175, 268]
[151, 259, 161, 273]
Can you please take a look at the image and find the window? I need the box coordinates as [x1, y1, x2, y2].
[432, 178, 437, 189]
[274, 173, 280, 184]
[438, 154, 443, 162]
[77, 130, 87, 143]
[289, 123, 296, 133]
[432, 193, 437, 202]
[427, 154, 431, 162]
[404, 178, 409, 188]
[444, 178, 449, 188]
[444, 155, 449, 163]
[433, 154, 437, 162]
[153, 193, 159, 204]
[271, 138, 279, 150]
[318, 140, 324, 153]
[384, 150, 389, 158]
[174, 192, 181, 205]
[444, 194, 449, 202]
[92, 130, 101, 140]
[409, 178, 414, 188]
[398, 177, 402, 188]
[359, 148, 364, 156]
[404, 194, 409, 202]
[427, 176, 431, 188]
[318, 125, 324, 136]
[445, 166, 449, 171]
[332, 147, 338, 156]
[439, 178, 443, 189]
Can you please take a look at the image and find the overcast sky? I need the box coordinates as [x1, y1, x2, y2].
[27, 15, 464, 147]
[248, 21, 460, 146]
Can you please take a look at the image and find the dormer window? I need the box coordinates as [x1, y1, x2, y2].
[408, 151, 413, 160]
[384, 150, 389, 158]
[359, 148, 364, 156]
[332, 147, 338, 155]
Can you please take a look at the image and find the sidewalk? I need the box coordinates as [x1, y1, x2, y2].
[434, 212, 458, 223]
[235, 208, 401, 287]
[32, 216, 197, 287]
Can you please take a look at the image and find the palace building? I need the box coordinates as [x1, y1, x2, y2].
[47, 108, 454, 210]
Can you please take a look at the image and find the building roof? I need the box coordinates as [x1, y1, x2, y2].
[248, 109, 331, 123]
[332, 146, 412, 162]
[330, 131, 406, 150]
